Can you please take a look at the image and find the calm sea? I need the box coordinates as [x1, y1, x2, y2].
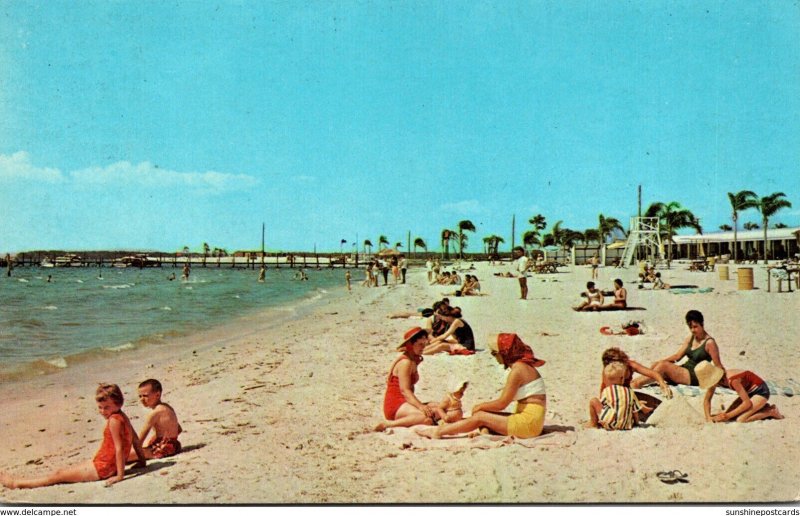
[0, 266, 346, 380]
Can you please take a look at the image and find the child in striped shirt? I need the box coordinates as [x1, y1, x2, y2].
[588, 362, 642, 430]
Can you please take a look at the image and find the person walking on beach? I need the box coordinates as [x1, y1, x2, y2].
[182, 263, 190, 282]
[258, 265, 266, 283]
[590, 253, 599, 280]
[426, 258, 433, 283]
[399, 254, 408, 284]
[380, 259, 390, 286]
[374, 327, 436, 431]
[345, 270, 351, 291]
[1, 384, 146, 489]
[512, 247, 529, 300]
[417, 333, 547, 439]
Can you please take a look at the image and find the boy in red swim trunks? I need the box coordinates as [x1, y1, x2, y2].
[128, 379, 183, 461]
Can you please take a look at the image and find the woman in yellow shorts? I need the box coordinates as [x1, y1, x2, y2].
[417, 333, 546, 439]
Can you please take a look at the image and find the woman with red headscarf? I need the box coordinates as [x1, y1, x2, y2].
[417, 333, 547, 439]
[374, 327, 436, 432]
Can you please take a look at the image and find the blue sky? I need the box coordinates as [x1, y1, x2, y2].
[1, 1, 798, 253]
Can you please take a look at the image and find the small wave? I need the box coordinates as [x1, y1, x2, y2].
[162, 306, 172, 311]
[104, 343, 135, 352]
[234, 295, 241, 299]
[103, 284, 132, 289]
[17, 278, 29, 283]
[318, 289, 328, 294]
[45, 357, 68, 368]
[184, 286, 193, 290]
[76, 279, 84, 283]
[41, 305, 58, 310]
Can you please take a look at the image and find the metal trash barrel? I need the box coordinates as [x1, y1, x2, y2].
[737, 267, 754, 290]
[718, 264, 729, 281]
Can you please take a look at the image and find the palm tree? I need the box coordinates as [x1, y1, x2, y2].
[202, 242, 210, 266]
[598, 214, 625, 244]
[522, 230, 540, 255]
[757, 192, 793, 263]
[583, 228, 601, 244]
[441, 229, 452, 259]
[743, 222, 760, 231]
[526, 214, 547, 254]
[719, 224, 733, 231]
[456, 220, 476, 259]
[727, 190, 758, 262]
[394, 242, 402, 250]
[363, 239, 373, 256]
[645, 202, 702, 267]
[775, 222, 788, 229]
[378, 235, 389, 250]
[482, 235, 504, 256]
[413, 237, 427, 257]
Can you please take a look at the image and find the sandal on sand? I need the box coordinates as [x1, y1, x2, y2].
[657, 470, 689, 484]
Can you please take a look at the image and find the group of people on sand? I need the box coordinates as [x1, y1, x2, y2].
[375, 328, 547, 440]
[1, 379, 182, 490]
[573, 279, 627, 311]
[375, 308, 783, 440]
[363, 255, 407, 287]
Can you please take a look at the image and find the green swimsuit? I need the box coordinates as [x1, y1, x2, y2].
[681, 337, 712, 386]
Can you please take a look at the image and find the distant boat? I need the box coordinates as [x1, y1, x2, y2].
[54, 254, 84, 267]
[41, 258, 55, 268]
[113, 254, 161, 268]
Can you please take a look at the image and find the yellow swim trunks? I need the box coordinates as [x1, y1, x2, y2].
[506, 402, 545, 438]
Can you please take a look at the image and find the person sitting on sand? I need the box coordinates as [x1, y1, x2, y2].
[631, 310, 725, 389]
[1, 384, 146, 489]
[587, 362, 643, 430]
[653, 272, 671, 289]
[595, 279, 627, 310]
[127, 379, 182, 461]
[424, 307, 475, 354]
[574, 281, 604, 311]
[417, 333, 547, 439]
[600, 347, 672, 399]
[374, 327, 436, 431]
[459, 275, 481, 296]
[432, 381, 469, 424]
[697, 361, 784, 423]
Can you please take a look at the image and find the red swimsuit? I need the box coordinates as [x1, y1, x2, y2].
[382, 356, 419, 420]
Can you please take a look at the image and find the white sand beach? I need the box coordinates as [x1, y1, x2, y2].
[1, 262, 798, 503]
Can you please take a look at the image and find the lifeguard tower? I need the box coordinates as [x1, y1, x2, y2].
[619, 217, 664, 267]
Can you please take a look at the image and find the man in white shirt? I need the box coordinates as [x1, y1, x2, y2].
[512, 246, 529, 300]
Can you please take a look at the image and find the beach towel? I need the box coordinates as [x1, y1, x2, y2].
[642, 378, 800, 397]
[669, 287, 714, 295]
[375, 425, 576, 451]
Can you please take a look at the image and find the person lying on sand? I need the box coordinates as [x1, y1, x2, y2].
[587, 362, 642, 430]
[697, 362, 784, 423]
[374, 328, 436, 431]
[1, 384, 146, 489]
[127, 379, 182, 461]
[417, 333, 547, 439]
[631, 310, 725, 389]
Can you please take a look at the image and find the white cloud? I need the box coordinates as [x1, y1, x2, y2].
[0, 152, 259, 193]
[441, 199, 484, 215]
[0, 151, 64, 183]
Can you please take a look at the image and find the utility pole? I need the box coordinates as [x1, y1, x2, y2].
[511, 214, 516, 252]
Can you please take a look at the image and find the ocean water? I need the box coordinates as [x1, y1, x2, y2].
[0, 266, 346, 380]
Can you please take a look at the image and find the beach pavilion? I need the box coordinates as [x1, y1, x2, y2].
[671, 227, 800, 261]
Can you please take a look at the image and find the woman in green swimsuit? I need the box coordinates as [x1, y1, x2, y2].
[631, 310, 725, 388]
